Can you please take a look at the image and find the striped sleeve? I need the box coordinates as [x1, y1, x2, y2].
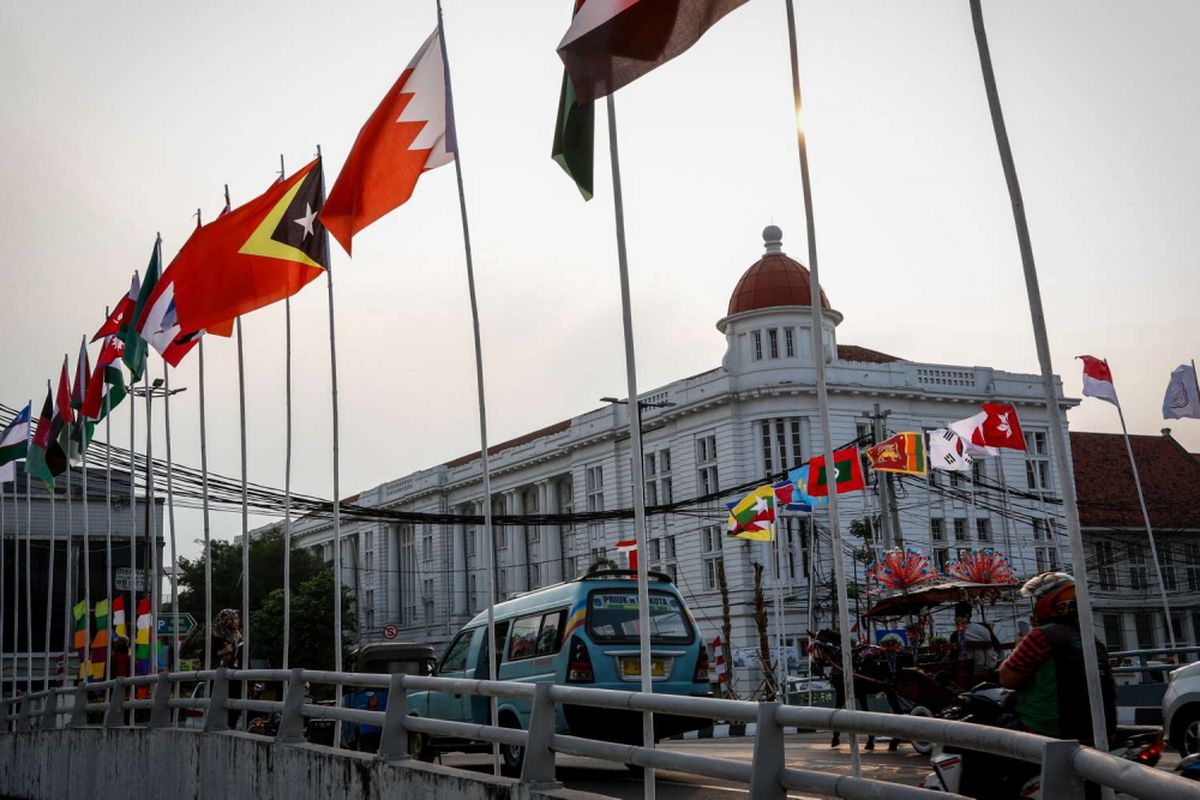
[1004, 627, 1051, 677]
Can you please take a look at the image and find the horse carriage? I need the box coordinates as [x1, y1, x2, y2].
[811, 580, 1016, 754]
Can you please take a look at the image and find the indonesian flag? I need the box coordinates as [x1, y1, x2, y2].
[950, 403, 1026, 451]
[615, 538, 638, 571]
[1077, 355, 1119, 407]
[321, 28, 454, 255]
[557, 0, 750, 103]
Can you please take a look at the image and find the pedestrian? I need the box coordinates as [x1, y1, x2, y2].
[948, 601, 1002, 679]
[211, 608, 243, 728]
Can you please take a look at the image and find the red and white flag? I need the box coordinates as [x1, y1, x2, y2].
[1077, 355, 1119, 407]
[321, 28, 454, 255]
[950, 403, 1026, 452]
[615, 538, 638, 571]
[711, 636, 728, 685]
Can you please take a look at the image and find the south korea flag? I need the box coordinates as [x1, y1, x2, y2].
[928, 428, 974, 473]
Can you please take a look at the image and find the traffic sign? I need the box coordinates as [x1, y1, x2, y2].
[382, 624, 398, 640]
[157, 613, 197, 637]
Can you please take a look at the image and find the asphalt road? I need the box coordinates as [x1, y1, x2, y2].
[444, 732, 934, 799]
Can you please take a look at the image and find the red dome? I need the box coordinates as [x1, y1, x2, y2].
[727, 252, 830, 316]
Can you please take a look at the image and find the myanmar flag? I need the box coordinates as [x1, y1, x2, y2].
[552, 0, 594, 200]
[172, 159, 329, 333]
[808, 447, 867, 496]
[725, 485, 775, 541]
[866, 432, 927, 476]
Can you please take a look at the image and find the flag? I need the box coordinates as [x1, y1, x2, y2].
[321, 29, 453, 255]
[136, 274, 202, 366]
[123, 246, 161, 380]
[711, 636, 728, 685]
[67, 344, 93, 461]
[71, 336, 91, 409]
[552, 0, 594, 200]
[1163, 364, 1200, 420]
[25, 388, 56, 490]
[928, 428, 974, 473]
[808, 447, 867, 496]
[0, 404, 31, 485]
[92, 278, 137, 342]
[82, 336, 127, 421]
[1077, 355, 1119, 407]
[113, 594, 127, 639]
[557, 0, 750, 103]
[73, 600, 88, 658]
[134, 597, 152, 676]
[615, 538, 638, 571]
[725, 485, 775, 541]
[171, 159, 329, 333]
[950, 403, 1026, 451]
[89, 599, 110, 680]
[866, 432, 927, 476]
[771, 480, 811, 513]
[785, 464, 828, 507]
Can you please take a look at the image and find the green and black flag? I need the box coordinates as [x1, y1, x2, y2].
[26, 385, 59, 489]
[552, 0, 594, 200]
[122, 240, 160, 382]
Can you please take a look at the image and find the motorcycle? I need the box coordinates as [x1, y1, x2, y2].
[918, 684, 1163, 797]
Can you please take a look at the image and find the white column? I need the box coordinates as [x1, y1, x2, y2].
[452, 508, 467, 617]
[546, 480, 563, 584]
[511, 490, 528, 593]
[386, 524, 399, 622]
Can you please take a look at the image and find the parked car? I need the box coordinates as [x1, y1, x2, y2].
[1164, 660, 1200, 755]
[405, 569, 712, 775]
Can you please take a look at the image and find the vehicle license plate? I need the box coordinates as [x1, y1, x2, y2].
[622, 658, 667, 678]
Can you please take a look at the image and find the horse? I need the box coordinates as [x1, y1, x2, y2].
[809, 629, 909, 751]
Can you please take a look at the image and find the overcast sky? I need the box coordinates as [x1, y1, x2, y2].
[1, 1, 1197, 562]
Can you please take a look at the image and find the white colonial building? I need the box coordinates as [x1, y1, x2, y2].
[280, 226, 1079, 687]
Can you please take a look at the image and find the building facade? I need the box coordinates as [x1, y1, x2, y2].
[283, 226, 1080, 688]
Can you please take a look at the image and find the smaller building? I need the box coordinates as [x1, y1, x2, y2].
[1074, 429, 1200, 653]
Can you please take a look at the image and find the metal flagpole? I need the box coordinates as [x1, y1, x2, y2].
[128, 369, 138, 688]
[144, 360, 159, 679]
[602, 91, 657, 797]
[104, 347, 114, 682]
[236, 316, 250, 717]
[163, 366, 182, 673]
[10, 481, 17, 694]
[199, 336, 212, 672]
[968, 0, 1111, 759]
[806, 515, 816, 707]
[25, 437, 34, 693]
[81, 354, 92, 687]
[772, 515, 786, 700]
[785, 0, 860, 775]
[281, 153, 294, 672]
[435, 6, 502, 775]
[63, 379, 73, 686]
[1114, 402, 1176, 648]
[1, 471, 6, 701]
[43, 393, 60, 690]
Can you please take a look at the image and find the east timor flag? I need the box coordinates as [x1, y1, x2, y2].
[171, 158, 329, 334]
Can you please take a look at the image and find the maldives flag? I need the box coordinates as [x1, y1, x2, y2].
[1078, 355, 1119, 407]
[171, 159, 329, 333]
[950, 403, 1026, 452]
[809, 447, 867, 496]
[92, 275, 138, 342]
[321, 28, 454, 255]
[557, 0, 750, 103]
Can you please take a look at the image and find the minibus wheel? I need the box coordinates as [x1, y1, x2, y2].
[500, 713, 525, 777]
[408, 731, 435, 762]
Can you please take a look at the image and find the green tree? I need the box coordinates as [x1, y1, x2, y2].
[251, 570, 356, 669]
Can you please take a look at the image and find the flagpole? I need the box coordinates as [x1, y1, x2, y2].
[785, 0, 860, 775]
[144, 360, 159, 679]
[44, 438, 56, 692]
[236, 316, 250, 715]
[1114, 402, 1176, 648]
[196, 211, 213, 674]
[806, 515, 815, 707]
[1, 472, 6, 702]
[435, 6, 502, 776]
[9, 480, 18, 694]
[162, 366, 182, 676]
[24, 435, 34, 693]
[772, 516, 786, 700]
[62, 364, 73, 687]
[968, 0, 1110, 758]
[81, 345, 92, 685]
[104, 340, 114, 683]
[128, 367, 138, 690]
[281, 154, 294, 672]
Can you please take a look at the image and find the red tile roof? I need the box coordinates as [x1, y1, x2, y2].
[443, 419, 572, 469]
[837, 345, 901, 364]
[727, 254, 831, 315]
[1071, 431, 1200, 530]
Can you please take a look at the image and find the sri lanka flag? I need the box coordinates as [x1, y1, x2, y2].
[866, 432, 927, 476]
[726, 485, 775, 541]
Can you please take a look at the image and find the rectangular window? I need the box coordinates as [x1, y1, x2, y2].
[752, 330, 763, 361]
[1186, 543, 1200, 591]
[587, 465, 605, 512]
[648, 539, 662, 563]
[696, 435, 719, 495]
[953, 519, 967, 542]
[784, 327, 795, 357]
[665, 536, 676, 560]
[498, 568, 508, 595]
[1096, 541, 1117, 590]
[644, 449, 672, 506]
[530, 562, 541, 587]
[975, 519, 991, 543]
[1102, 614, 1124, 650]
[1025, 431, 1048, 455]
[422, 533, 434, 562]
[935, 547, 950, 572]
[930, 518, 945, 543]
[701, 525, 721, 591]
[566, 556, 578, 578]
[1134, 613, 1155, 650]
[768, 328, 779, 358]
[468, 574, 477, 610]
[587, 591, 692, 643]
[365, 590, 375, 631]
[1162, 544, 1178, 591]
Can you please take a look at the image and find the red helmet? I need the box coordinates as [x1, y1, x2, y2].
[1020, 571, 1077, 621]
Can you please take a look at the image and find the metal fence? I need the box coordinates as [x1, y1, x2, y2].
[0, 668, 1195, 800]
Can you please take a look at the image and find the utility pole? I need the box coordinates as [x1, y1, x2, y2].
[862, 405, 902, 548]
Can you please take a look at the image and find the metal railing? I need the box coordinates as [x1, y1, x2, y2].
[0, 668, 1195, 800]
[1110, 644, 1200, 676]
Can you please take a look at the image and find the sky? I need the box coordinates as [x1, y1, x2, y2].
[1, 1, 1197, 562]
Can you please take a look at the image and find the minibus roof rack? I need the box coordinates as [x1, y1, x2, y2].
[577, 568, 674, 584]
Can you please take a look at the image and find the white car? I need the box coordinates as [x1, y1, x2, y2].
[1164, 661, 1200, 755]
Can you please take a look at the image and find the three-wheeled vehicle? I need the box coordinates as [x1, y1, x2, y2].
[336, 642, 438, 750]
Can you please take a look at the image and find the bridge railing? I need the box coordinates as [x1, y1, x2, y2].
[0, 668, 1194, 800]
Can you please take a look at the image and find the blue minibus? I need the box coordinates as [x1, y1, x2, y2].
[405, 569, 712, 774]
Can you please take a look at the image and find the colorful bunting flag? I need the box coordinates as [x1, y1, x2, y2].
[113, 594, 127, 639]
[82, 336, 127, 421]
[808, 447, 866, 496]
[134, 597, 152, 677]
[73, 600, 88, 676]
[89, 599, 110, 680]
[866, 432, 927, 476]
[725, 485, 775, 541]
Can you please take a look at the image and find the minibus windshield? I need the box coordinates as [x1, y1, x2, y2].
[586, 590, 692, 643]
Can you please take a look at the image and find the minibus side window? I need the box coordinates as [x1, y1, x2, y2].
[536, 611, 566, 656]
[508, 615, 541, 660]
[439, 629, 474, 674]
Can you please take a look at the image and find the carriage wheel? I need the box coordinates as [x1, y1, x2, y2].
[908, 705, 935, 755]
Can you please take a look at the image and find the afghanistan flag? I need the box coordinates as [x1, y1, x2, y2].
[25, 388, 57, 490]
[552, 0, 594, 200]
[725, 485, 775, 541]
[866, 432, 927, 476]
[0, 404, 30, 485]
[82, 336, 127, 421]
[172, 159, 329, 333]
[808, 447, 866, 496]
[122, 243, 161, 381]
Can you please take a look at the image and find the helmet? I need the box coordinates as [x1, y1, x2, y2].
[1020, 571, 1076, 621]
